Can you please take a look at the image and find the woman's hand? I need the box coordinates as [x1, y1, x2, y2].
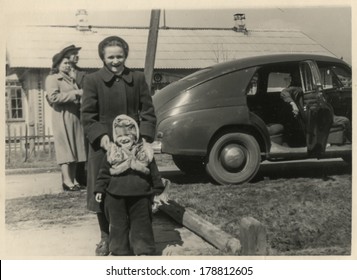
[95, 193, 103, 203]
[100, 135, 111, 151]
[74, 89, 83, 104]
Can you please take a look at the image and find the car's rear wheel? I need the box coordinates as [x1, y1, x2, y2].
[172, 155, 206, 175]
[206, 132, 261, 185]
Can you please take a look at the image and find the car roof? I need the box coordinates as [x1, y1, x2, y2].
[156, 53, 350, 100]
[191, 53, 349, 83]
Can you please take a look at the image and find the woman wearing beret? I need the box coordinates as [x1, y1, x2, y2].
[45, 49, 87, 191]
[81, 36, 163, 256]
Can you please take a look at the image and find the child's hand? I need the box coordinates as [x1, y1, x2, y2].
[152, 178, 171, 213]
[95, 193, 103, 203]
[155, 192, 169, 205]
[152, 192, 169, 213]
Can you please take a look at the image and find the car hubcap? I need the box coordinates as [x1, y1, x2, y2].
[220, 144, 246, 171]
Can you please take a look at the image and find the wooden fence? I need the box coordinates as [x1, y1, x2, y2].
[5, 124, 55, 163]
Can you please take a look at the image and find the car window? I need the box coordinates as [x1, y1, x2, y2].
[267, 72, 291, 93]
[246, 73, 259, 95]
[318, 64, 351, 89]
[188, 69, 253, 104]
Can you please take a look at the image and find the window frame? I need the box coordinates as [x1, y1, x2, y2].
[6, 81, 24, 121]
[318, 62, 351, 90]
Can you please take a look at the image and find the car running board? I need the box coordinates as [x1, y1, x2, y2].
[267, 142, 351, 161]
[268, 142, 307, 160]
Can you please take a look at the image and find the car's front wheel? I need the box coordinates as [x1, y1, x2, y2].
[206, 132, 261, 185]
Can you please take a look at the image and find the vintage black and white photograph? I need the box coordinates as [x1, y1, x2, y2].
[2, 0, 353, 258]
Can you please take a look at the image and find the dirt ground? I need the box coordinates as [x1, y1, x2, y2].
[4, 168, 221, 258]
[4, 212, 220, 257]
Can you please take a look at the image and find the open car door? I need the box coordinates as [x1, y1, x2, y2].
[300, 61, 334, 156]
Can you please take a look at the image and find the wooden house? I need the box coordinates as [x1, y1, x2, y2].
[5, 13, 335, 137]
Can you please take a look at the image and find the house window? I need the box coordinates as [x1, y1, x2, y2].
[6, 82, 24, 120]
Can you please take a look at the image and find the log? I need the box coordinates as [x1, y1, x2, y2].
[158, 201, 241, 254]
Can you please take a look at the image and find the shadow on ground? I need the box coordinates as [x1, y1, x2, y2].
[152, 211, 184, 255]
[163, 160, 351, 185]
[255, 160, 351, 181]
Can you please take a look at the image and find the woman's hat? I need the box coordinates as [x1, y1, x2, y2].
[52, 52, 66, 69]
[98, 36, 129, 60]
[52, 45, 81, 68]
[62, 45, 81, 56]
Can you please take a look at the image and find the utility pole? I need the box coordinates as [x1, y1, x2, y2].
[144, 9, 160, 95]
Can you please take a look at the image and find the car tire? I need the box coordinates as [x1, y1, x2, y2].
[206, 132, 261, 185]
[172, 155, 206, 175]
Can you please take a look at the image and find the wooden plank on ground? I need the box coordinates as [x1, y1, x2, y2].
[159, 200, 241, 254]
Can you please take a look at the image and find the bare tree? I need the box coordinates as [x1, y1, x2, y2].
[212, 43, 229, 63]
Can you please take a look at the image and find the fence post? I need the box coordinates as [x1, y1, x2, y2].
[20, 126, 23, 158]
[43, 129, 46, 153]
[36, 135, 40, 158]
[24, 124, 28, 162]
[7, 123, 11, 164]
[48, 127, 52, 159]
[28, 122, 35, 158]
[14, 128, 17, 156]
[35, 123, 38, 158]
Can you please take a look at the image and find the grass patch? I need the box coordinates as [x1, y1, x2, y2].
[167, 174, 352, 256]
[6, 191, 91, 230]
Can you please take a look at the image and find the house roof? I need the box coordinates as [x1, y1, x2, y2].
[6, 25, 335, 69]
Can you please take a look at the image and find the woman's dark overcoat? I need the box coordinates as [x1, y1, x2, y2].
[81, 66, 156, 212]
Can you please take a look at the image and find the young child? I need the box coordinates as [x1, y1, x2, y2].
[94, 114, 167, 256]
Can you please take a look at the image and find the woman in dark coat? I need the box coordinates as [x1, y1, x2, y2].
[81, 36, 160, 256]
[45, 49, 87, 191]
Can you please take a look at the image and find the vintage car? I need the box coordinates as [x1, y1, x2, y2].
[153, 54, 352, 185]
